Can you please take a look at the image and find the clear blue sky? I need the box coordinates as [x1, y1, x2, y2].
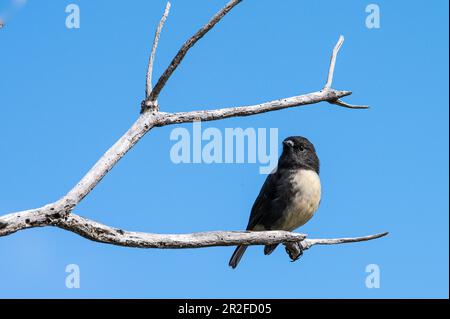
[0, 0, 448, 298]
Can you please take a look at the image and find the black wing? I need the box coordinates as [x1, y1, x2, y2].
[246, 170, 289, 230]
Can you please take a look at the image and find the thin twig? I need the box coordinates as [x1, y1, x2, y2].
[302, 232, 389, 249]
[58, 214, 307, 248]
[323, 35, 367, 108]
[284, 232, 388, 261]
[324, 35, 344, 90]
[147, 0, 243, 104]
[329, 99, 369, 109]
[146, 1, 171, 99]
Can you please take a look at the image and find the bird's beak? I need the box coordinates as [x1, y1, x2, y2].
[283, 140, 294, 148]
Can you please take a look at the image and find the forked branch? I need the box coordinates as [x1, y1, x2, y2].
[147, 0, 243, 104]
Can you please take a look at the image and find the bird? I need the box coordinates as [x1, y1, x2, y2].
[229, 136, 321, 268]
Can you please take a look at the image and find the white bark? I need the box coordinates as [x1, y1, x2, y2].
[145, 1, 171, 99]
[0, 208, 387, 259]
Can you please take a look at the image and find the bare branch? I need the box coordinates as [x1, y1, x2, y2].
[56, 222, 387, 251]
[57, 214, 307, 248]
[0, 2, 381, 262]
[146, 1, 171, 99]
[322, 35, 367, 109]
[156, 89, 352, 125]
[146, 0, 242, 105]
[0, 208, 386, 255]
[0, 206, 50, 236]
[324, 35, 344, 90]
[302, 232, 389, 249]
[329, 99, 369, 109]
[284, 232, 388, 261]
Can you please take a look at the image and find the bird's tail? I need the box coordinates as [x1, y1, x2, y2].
[264, 244, 279, 255]
[229, 245, 248, 269]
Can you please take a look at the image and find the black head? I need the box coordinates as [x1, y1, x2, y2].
[278, 136, 320, 174]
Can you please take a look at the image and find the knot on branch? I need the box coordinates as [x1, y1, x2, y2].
[321, 88, 346, 99]
[141, 99, 159, 113]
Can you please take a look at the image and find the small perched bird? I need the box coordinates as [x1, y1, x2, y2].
[229, 136, 321, 268]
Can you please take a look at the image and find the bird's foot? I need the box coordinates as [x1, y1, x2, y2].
[285, 242, 303, 262]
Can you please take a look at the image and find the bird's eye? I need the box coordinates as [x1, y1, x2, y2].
[298, 145, 305, 151]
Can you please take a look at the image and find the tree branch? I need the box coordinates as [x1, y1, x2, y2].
[0, 1, 384, 262]
[324, 35, 344, 90]
[146, 0, 243, 105]
[284, 232, 389, 261]
[145, 1, 171, 100]
[0, 208, 387, 255]
[329, 99, 369, 109]
[323, 35, 369, 109]
[57, 214, 308, 248]
[155, 89, 353, 125]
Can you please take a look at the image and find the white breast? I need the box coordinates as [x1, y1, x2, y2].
[280, 169, 321, 231]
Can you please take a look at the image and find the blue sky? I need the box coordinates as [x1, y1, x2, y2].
[0, 0, 448, 298]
